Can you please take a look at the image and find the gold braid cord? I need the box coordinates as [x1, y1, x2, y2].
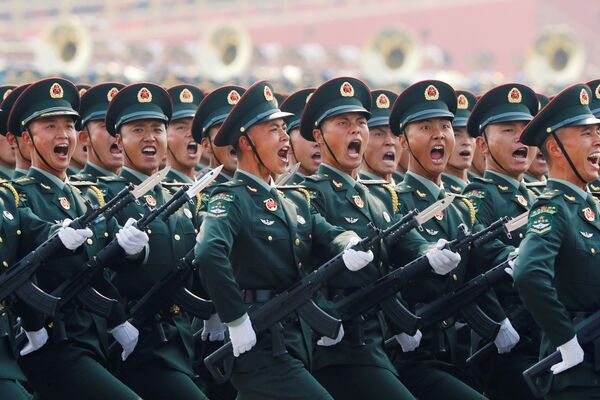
[461, 198, 476, 225]
[1, 183, 19, 207]
[88, 186, 105, 207]
[195, 193, 202, 216]
[382, 184, 399, 214]
[296, 188, 311, 207]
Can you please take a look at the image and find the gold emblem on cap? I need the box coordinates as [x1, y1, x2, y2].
[2, 89, 11, 101]
[305, 92, 313, 104]
[137, 87, 152, 103]
[508, 88, 522, 103]
[457, 94, 468, 109]
[340, 82, 354, 97]
[264, 85, 274, 102]
[227, 90, 240, 105]
[180, 88, 193, 103]
[107, 87, 119, 101]
[595, 84, 600, 100]
[78, 88, 87, 96]
[580, 88, 590, 105]
[376, 94, 390, 109]
[424, 85, 439, 101]
[50, 83, 64, 99]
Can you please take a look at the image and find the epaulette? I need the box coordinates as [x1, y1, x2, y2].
[460, 197, 476, 225]
[0, 182, 19, 207]
[395, 182, 415, 194]
[87, 185, 105, 207]
[12, 176, 36, 186]
[69, 180, 96, 186]
[472, 175, 494, 184]
[538, 189, 561, 200]
[221, 179, 244, 187]
[360, 179, 389, 185]
[97, 175, 127, 183]
[195, 193, 202, 216]
[382, 184, 399, 214]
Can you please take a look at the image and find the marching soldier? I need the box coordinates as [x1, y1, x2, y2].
[67, 84, 91, 176]
[523, 94, 550, 196]
[514, 83, 600, 400]
[279, 88, 321, 184]
[463, 83, 541, 399]
[195, 80, 372, 399]
[70, 83, 125, 182]
[441, 90, 477, 194]
[0, 86, 16, 180]
[300, 77, 461, 399]
[360, 89, 400, 184]
[393, 136, 409, 183]
[102, 82, 209, 400]
[586, 79, 600, 199]
[5, 78, 146, 400]
[1, 85, 32, 179]
[165, 85, 204, 184]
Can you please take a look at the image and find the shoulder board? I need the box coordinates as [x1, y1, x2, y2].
[12, 176, 36, 185]
[97, 175, 127, 182]
[360, 179, 389, 185]
[162, 182, 192, 187]
[304, 173, 327, 182]
[538, 189, 561, 199]
[276, 184, 304, 190]
[0, 182, 19, 207]
[221, 179, 245, 187]
[472, 175, 494, 184]
[69, 180, 95, 186]
[395, 182, 415, 194]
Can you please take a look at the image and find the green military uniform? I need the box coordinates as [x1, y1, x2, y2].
[195, 81, 349, 400]
[300, 77, 431, 400]
[103, 83, 208, 400]
[0, 85, 31, 181]
[464, 83, 541, 399]
[587, 79, 600, 200]
[0, 86, 18, 181]
[523, 174, 547, 196]
[5, 78, 140, 400]
[441, 173, 466, 194]
[514, 83, 600, 399]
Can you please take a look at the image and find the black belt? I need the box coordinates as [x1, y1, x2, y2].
[243, 289, 279, 304]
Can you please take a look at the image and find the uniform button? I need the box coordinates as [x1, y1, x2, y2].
[104, 232, 109, 237]
[592, 248, 596, 254]
[147, 229, 152, 234]
[16, 230, 21, 235]
[194, 229, 198, 234]
[308, 234, 312, 239]
[452, 274, 458, 281]
[2, 261, 7, 268]
[267, 235, 273, 241]
[295, 238, 300, 246]
[518, 233, 523, 239]
[298, 262, 302, 268]
[86, 238, 93, 245]
[174, 234, 181, 241]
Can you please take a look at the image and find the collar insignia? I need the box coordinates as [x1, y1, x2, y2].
[352, 195, 364, 208]
[416, 189, 427, 198]
[583, 207, 595, 222]
[515, 194, 528, 207]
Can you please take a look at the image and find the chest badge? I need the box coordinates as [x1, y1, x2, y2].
[344, 217, 359, 224]
[383, 211, 391, 223]
[296, 215, 306, 225]
[425, 228, 439, 236]
[515, 194, 528, 207]
[58, 197, 71, 210]
[260, 218, 275, 226]
[434, 210, 444, 221]
[583, 207, 595, 222]
[264, 198, 279, 212]
[183, 208, 193, 219]
[144, 194, 157, 207]
[352, 195, 364, 208]
[580, 231, 594, 239]
[3, 210, 13, 220]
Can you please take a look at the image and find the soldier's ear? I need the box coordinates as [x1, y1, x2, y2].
[312, 128, 323, 145]
[21, 129, 32, 146]
[115, 133, 123, 148]
[399, 132, 409, 150]
[476, 135, 487, 154]
[78, 130, 90, 146]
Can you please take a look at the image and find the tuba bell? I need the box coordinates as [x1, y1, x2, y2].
[34, 17, 92, 77]
[199, 23, 252, 82]
[361, 27, 421, 85]
[524, 26, 585, 89]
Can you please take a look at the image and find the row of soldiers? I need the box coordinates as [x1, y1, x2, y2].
[0, 73, 598, 400]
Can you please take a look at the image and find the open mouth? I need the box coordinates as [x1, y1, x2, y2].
[587, 152, 600, 169]
[277, 146, 289, 162]
[347, 140, 361, 158]
[54, 144, 69, 157]
[141, 146, 157, 157]
[382, 151, 395, 162]
[187, 141, 198, 155]
[229, 148, 237, 158]
[110, 143, 122, 155]
[459, 149, 471, 157]
[82, 145, 87, 153]
[430, 145, 445, 161]
[512, 147, 528, 159]
[311, 151, 322, 161]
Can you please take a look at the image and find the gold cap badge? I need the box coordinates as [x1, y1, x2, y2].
[340, 82, 354, 97]
[264, 85, 274, 102]
[508, 88, 522, 103]
[595, 84, 600, 100]
[180, 88, 194, 103]
[137, 87, 152, 103]
[457, 94, 468, 109]
[2, 89, 11, 101]
[107, 87, 119, 102]
[227, 90, 240, 105]
[78, 88, 87, 96]
[424, 85, 439, 101]
[376, 93, 390, 109]
[50, 83, 64, 99]
[580, 88, 590, 105]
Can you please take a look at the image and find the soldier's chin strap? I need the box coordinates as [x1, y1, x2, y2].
[86, 125, 108, 169]
[25, 128, 62, 175]
[482, 131, 511, 176]
[207, 136, 223, 167]
[320, 130, 342, 168]
[14, 137, 31, 163]
[551, 131, 588, 185]
[243, 132, 274, 177]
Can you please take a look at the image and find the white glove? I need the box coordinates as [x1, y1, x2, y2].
[395, 329, 423, 352]
[494, 318, 520, 354]
[58, 219, 93, 250]
[228, 315, 257, 357]
[201, 313, 226, 342]
[551, 335, 585, 374]
[506, 247, 519, 277]
[20, 327, 49, 356]
[116, 218, 149, 256]
[317, 325, 344, 347]
[425, 239, 461, 275]
[342, 237, 374, 272]
[110, 321, 139, 361]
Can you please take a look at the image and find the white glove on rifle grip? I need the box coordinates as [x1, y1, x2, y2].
[395, 329, 423, 352]
[342, 237, 374, 272]
[425, 239, 461, 275]
[20, 327, 49, 356]
[551, 335, 584, 374]
[494, 318, 520, 354]
[116, 218, 149, 256]
[317, 325, 344, 347]
[201, 313, 226, 342]
[110, 321, 139, 361]
[58, 218, 93, 251]
[228, 316, 257, 357]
